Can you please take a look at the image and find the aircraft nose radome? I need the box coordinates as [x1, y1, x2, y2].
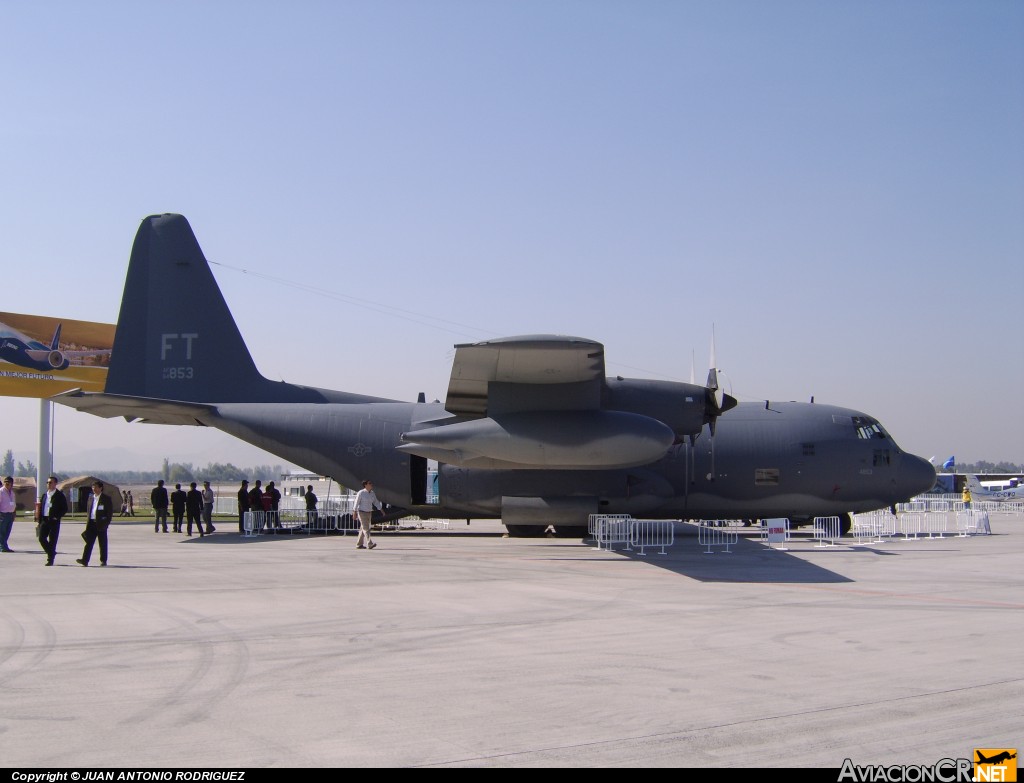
[902, 453, 937, 499]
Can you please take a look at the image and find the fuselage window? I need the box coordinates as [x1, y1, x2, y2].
[755, 468, 780, 485]
[873, 449, 891, 466]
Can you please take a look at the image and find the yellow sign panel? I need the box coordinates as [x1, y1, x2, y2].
[975, 749, 1018, 782]
[0, 311, 114, 398]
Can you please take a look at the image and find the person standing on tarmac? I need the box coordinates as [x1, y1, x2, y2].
[237, 479, 251, 534]
[170, 483, 187, 533]
[265, 481, 282, 529]
[185, 482, 205, 537]
[304, 484, 318, 528]
[353, 479, 382, 550]
[151, 480, 169, 533]
[201, 481, 216, 534]
[0, 475, 16, 553]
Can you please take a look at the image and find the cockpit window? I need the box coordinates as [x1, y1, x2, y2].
[851, 416, 888, 440]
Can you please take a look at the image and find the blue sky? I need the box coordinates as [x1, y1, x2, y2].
[2, 0, 1022, 470]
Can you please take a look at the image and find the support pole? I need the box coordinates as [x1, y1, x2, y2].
[37, 399, 53, 487]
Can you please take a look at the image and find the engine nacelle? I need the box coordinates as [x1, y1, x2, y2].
[47, 350, 68, 370]
[398, 410, 675, 470]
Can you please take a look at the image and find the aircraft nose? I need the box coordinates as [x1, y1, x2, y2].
[899, 453, 936, 500]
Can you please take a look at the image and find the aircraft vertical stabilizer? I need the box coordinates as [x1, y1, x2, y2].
[105, 214, 269, 403]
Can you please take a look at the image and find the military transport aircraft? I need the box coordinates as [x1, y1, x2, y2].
[54, 214, 936, 536]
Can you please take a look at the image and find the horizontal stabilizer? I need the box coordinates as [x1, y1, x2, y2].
[52, 389, 214, 426]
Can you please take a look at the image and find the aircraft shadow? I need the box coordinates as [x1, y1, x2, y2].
[574, 527, 874, 583]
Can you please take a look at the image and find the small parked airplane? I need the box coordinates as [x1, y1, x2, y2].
[965, 475, 1024, 503]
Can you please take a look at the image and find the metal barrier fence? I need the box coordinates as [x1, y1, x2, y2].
[850, 508, 995, 543]
[588, 515, 676, 554]
[697, 521, 738, 553]
[588, 513, 631, 540]
[243, 509, 356, 536]
[592, 516, 634, 551]
[812, 516, 842, 548]
[852, 512, 889, 545]
[631, 520, 675, 555]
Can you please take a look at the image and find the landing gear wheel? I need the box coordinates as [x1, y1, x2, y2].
[505, 524, 548, 538]
[551, 526, 588, 538]
[839, 512, 852, 537]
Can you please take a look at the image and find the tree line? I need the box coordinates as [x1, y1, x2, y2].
[2, 450, 288, 484]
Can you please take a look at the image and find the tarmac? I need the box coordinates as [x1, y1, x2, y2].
[1, 514, 1021, 769]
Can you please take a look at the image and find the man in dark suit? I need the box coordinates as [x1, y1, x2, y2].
[265, 480, 282, 530]
[185, 482, 205, 537]
[151, 479, 170, 533]
[237, 479, 251, 534]
[38, 476, 69, 566]
[78, 480, 112, 566]
[170, 483, 187, 532]
[248, 480, 264, 532]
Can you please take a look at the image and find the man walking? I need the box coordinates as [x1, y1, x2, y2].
[353, 479, 382, 550]
[78, 480, 112, 566]
[38, 476, 68, 566]
[185, 482, 205, 538]
[170, 483, 187, 533]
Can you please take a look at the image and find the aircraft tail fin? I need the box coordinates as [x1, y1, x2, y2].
[49, 323, 62, 351]
[104, 214, 270, 403]
[965, 475, 986, 494]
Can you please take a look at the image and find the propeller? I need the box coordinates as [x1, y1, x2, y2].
[703, 328, 738, 481]
[704, 328, 737, 435]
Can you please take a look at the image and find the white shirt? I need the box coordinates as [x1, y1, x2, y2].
[42, 489, 56, 516]
[354, 488, 381, 512]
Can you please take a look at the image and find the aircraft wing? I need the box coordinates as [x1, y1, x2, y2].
[51, 389, 215, 426]
[445, 335, 606, 417]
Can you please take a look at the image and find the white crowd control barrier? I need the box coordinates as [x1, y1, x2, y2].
[243, 508, 349, 536]
[922, 511, 949, 539]
[897, 501, 927, 514]
[243, 510, 262, 537]
[956, 510, 980, 537]
[418, 518, 451, 530]
[588, 515, 678, 554]
[697, 521, 737, 554]
[973, 510, 992, 534]
[813, 516, 841, 548]
[852, 512, 889, 544]
[592, 516, 634, 552]
[630, 519, 675, 555]
[588, 513, 630, 540]
[898, 512, 923, 541]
